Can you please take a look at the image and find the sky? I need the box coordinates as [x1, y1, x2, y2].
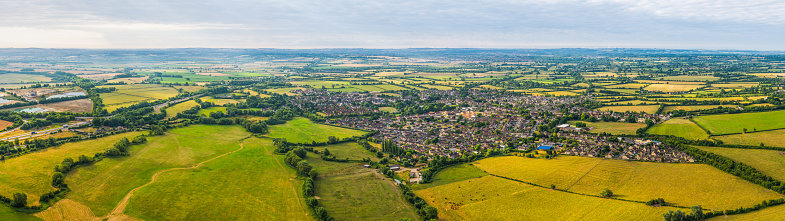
[0, 0, 783, 50]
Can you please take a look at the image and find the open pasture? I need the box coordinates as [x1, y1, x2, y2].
[65, 125, 250, 216]
[412, 163, 488, 190]
[647, 118, 709, 140]
[697, 146, 785, 182]
[416, 175, 676, 221]
[662, 105, 728, 112]
[711, 82, 760, 88]
[124, 137, 309, 221]
[657, 75, 720, 81]
[197, 107, 227, 116]
[714, 129, 785, 147]
[174, 85, 206, 92]
[164, 100, 200, 119]
[266, 117, 367, 144]
[472, 156, 783, 211]
[596, 105, 659, 114]
[692, 110, 785, 135]
[0, 73, 52, 84]
[108, 76, 148, 84]
[313, 159, 418, 221]
[320, 142, 376, 161]
[569, 121, 646, 135]
[0, 131, 145, 206]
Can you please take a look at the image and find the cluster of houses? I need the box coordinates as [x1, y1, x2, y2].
[290, 89, 393, 116]
[302, 88, 694, 163]
[553, 132, 695, 163]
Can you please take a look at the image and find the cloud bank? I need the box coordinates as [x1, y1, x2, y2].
[0, 0, 783, 49]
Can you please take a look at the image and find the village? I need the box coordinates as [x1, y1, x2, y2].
[297, 88, 694, 163]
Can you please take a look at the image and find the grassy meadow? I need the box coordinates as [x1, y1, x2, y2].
[692, 110, 785, 135]
[696, 146, 785, 182]
[647, 118, 709, 140]
[64, 125, 250, 216]
[597, 105, 659, 114]
[266, 117, 367, 144]
[320, 142, 376, 161]
[164, 100, 200, 119]
[714, 129, 785, 147]
[569, 121, 646, 135]
[125, 137, 309, 221]
[472, 156, 783, 211]
[412, 163, 488, 190]
[311, 157, 419, 221]
[0, 131, 146, 206]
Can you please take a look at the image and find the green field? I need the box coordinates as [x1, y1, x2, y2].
[657, 75, 720, 81]
[309, 156, 418, 221]
[596, 105, 659, 114]
[569, 121, 647, 135]
[663, 105, 729, 112]
[98, 84, 180, 112]
[0, 73, 52, 84]
[64, 125, 250, 216]
[0, 131, 145, 206]
[472, 156, 783, 211]
[714, 129, 785, 147]
[416, 175, 675, 221]
[266, 117, 367, 144]
[692, 110, 785, 135]
[647, 118, 709, 140]
[321, 142, 376, 161]
[0, 205, 40, 221]
[697, 146, 785, 182]
[412, 163, 488, 190]
[379, 107, 397, 113]
[197, 107, 227, 116]
[164, 100, 200, 119]
[125, 137, 309, 220]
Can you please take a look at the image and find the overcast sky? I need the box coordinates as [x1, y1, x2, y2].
[0, 0, 783, 50]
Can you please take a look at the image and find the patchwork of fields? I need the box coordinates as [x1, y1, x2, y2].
[98, 84, 180, 112]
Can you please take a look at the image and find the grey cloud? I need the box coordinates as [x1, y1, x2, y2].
[0, 0, 782, 49]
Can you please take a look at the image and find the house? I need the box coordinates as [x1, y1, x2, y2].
[389, 165, 401, 170]
[363, 164, 371, 168]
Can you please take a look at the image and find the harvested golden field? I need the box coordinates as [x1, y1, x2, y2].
[416, 175, 676, 221]
[663, 105, 729, 112]
[472, 156, 783, 211]
[714, 129, 785, 147]
[644, 84, 703, 92]
[697, 146, 785, 182]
